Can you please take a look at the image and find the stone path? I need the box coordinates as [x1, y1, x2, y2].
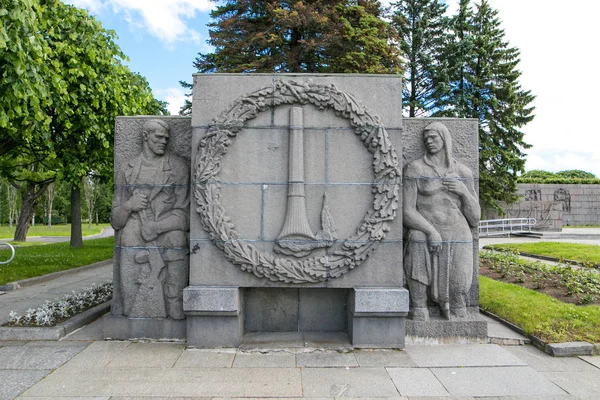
[1, 339, 599, 399]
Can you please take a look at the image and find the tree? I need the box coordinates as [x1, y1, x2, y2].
[392, 0, 449, 117]
[180, 0, 401, 114]
[434, 0, 535, 211]
[520, 169, 555, 180]
[555, 170, 597, 179]
[0, 0, 53, 156]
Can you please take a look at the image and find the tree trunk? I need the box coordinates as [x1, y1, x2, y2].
[70, 185, 83, 247]
[14, 185, 36, 242]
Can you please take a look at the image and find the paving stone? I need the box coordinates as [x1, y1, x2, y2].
[303, 331, 352, 349]
[432, 366, 567, 397]
[0, 342, 87, 370]
[22, 367, 302, 398]
[505, 345, 599, 372]
[296, 350, 358, 368]
[62, 316, 105, 341]
[18, 397, 110, 400]
[355, 349, 416, 367]
[239, 332, 305, 349]
[109, 398, 205, 400]
[106, 342, 185, 368]
[61, 341, 130, 369]
[233, 351, 296, 368]
[580, 355, 600, 369]
[0, 370, 49, 400]
[544, 370, 600, 399]
[301, 368, 399, 397]
[174, 349, 236, 368]
[386, 367, 449, 397]
[405, 344, 527, 367]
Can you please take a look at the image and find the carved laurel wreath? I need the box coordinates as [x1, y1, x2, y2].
[194, 79, 401, 283]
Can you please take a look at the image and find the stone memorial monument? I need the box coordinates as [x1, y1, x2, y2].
[105, 73, 487, 346]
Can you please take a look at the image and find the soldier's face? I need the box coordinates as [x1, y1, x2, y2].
[145, 126, 169, 155]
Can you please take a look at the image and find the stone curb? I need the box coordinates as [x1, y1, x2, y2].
[480, 308, 597, 357]
[0, 259, 112, 292]
[0, 301, 110, 341]
[516, 251, 599, 268]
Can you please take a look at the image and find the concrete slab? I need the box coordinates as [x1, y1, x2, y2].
[405, 344, 527, 367]
[0, 370, 49, 400]
[432, 366, 567, 397]
[482, 314, 530, 345]
[580, 355, 600, 369]
[106, 342, 184, 368]
[303, 331, 352, 349]
[544, 370, 600, 399]
[62, 315, 105, 341]
[505, 345, 599, 372]
[22, 367, 303, 397]
[386, 367, 449, 397]
[301, 367, 400, 397]
[61, 341, 131, 370]
[233, 351, 296, 368]
[239, 332, 304, 349]
[296, 350, 358, 368]
[0, 342, 88, 370]
[354, 349, 416, 367]
[174, 349, 236, 368]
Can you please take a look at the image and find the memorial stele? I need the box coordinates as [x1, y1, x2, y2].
[105, 74, 487, 347]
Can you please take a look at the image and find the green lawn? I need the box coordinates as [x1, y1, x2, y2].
[484, 242, 600, 265]
[0, 237, 114, 286]
[0, 224, 110, 239]
[480, 276, 600, 343]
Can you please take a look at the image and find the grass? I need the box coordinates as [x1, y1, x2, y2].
[0, 224, 110, 239]
[0, 237, 114, 286]
[484, 242, 600, 265]
[480, 276, 600, 343]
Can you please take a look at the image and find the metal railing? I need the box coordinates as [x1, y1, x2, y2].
[0, 242, 15, 265]
[478, 218, 537, 237]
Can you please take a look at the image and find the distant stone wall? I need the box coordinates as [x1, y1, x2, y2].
[515, 184, 600, 227]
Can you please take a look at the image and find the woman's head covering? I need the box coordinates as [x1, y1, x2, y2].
[423, 122, 453, 168]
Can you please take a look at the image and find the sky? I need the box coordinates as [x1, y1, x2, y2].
[65, 0, 600, 177]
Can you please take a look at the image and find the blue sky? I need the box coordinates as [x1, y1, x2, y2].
[65, 0, 600, 177]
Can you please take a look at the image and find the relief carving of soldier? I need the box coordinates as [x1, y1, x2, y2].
[403, 122, 480, 320]
[111, 119, 189, 319]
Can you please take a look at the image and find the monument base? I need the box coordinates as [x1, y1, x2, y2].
[405, 307, 488, 344]
[103, 315, 187, 340]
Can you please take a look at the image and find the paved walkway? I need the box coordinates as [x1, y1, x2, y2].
[0, 228, 599, 399]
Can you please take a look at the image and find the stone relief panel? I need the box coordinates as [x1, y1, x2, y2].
[525, 189, 542, 201]
[193, 79, 401, 284]
[112, 118, 191, 319]
[403, 122, 480, 320]
[554, 188, 572, 213]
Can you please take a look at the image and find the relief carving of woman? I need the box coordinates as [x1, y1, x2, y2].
[403, 122, 480, 320]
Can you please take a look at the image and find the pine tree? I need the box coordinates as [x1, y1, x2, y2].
[392, 0, 449, 117]
[180, 0, 401, 114]
[437, 0, 535, 211]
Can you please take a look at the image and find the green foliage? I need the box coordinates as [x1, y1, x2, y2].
[481, 249, 600, 304]
[392, 0, 449, 117]
[0, 237, 114, 285]
[518, 169, 599, 184]
[433, 0, 535, 211]
[180, 0, 402, 114]
[520, 169, 556, 180]
[484, 242, 600, 266]
[480, 276, 600, 343]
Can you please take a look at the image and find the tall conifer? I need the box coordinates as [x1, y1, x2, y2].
[392, 0, 449, 117]
[437, 0, 535, 210]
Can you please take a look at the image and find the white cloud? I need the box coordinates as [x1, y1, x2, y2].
[155, 87, 190, 116]
[66, 0, 214, 45]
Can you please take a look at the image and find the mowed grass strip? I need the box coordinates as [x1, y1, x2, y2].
[480, 276, 600, 343]
[0, 237, 114, 286]
[0, 224, 110, 239]
[485, 242, 600, 265]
